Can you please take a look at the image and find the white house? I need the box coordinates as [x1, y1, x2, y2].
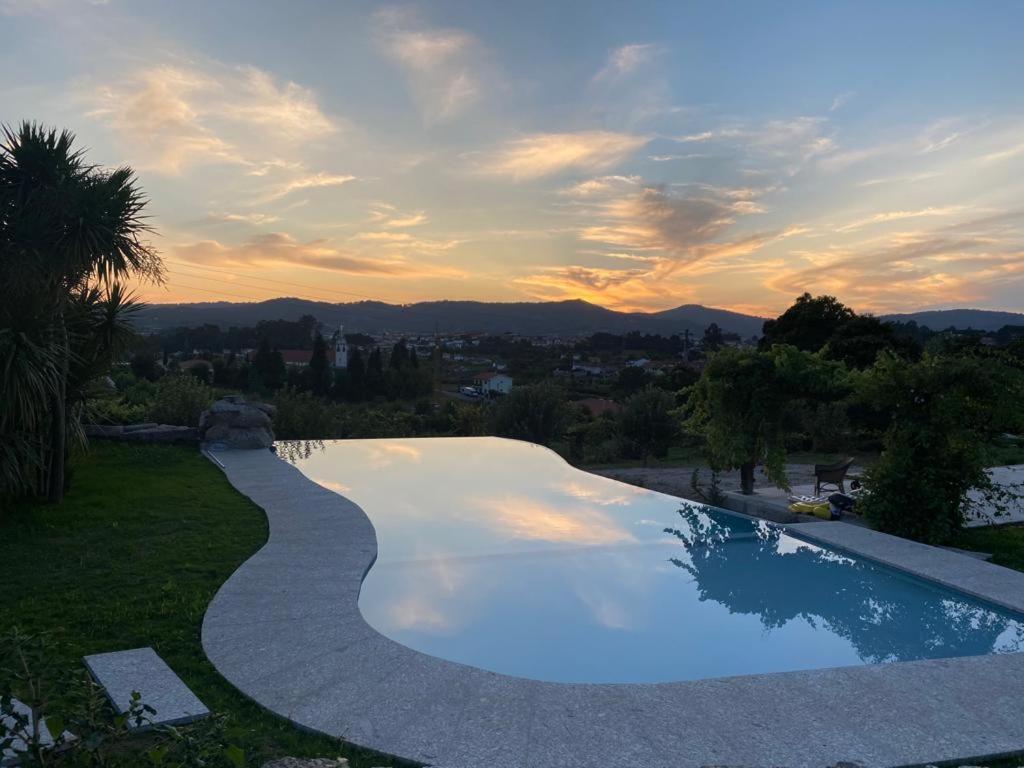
[473, 371, 513, 396]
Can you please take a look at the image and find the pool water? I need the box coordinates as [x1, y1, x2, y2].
[280, 437, 1024, 684]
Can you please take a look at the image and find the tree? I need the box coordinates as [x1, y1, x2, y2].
[365, 347, 385, 397]
[346, 347, 366, 400]
[685, 346, 849, 494]
[856, 353, 1024, 543]
[619, 387, 678, 465]
[251, 338, 286, 391]
[760, 293, 854, 352]
[701, 322, 725, 352]
[307, 332, 331, 395]
[0, 122, 161, 501]
[389, 338, 409, 369]
[613, 365, 649, 399]
[823, 314, 919, 369]
[493, 382, 570, 446]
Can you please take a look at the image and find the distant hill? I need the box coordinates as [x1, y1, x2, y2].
[881, 309, 1024, 332]
[135, 298, 769, 337]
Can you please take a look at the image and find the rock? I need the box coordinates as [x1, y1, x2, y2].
[200, 396, 275, 449]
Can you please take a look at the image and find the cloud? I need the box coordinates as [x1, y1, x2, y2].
[981, 141, 1024, 164]
[469, 495, 635, 546]
[593, 43, 664, 81]
[829, 91, 855, 112]
[251, 171, 358, 203]
[835, 205, 968, 233]
[766, 211, 1024, 312]
[573, 179, 761, 263]
[558, 175, 641, 197]
[858, 171, 942, 187]
[917, 117, 985, 154]
[208, 212, 281, 225]
[369, 202, 428, 227]
[85, 63, 339, 175]
[172, 232, 466, 279]
[374, 7, 486, 122]
[480, 131, 648, 180]
[670, 118, 835, 175]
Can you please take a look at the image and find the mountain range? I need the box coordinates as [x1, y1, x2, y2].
[134, 298, 1023, 337]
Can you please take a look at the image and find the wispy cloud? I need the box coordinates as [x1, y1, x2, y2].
[835, 205, 968, 233]
[369, 202, 429, 227]
[85, 63, 339, 174]
[766, 210, 1024, 312]
[829, 91, 855, 112]
[173, 232, 466, 279]
[480, 131, 648, 180]
[251, 171, 358, 203]
[593, 43, 664, 81]
[375, 7, 487, 123]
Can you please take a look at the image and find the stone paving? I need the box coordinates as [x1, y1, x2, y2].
[203, 447, 1024, 768]
[83, 648, 209, 728]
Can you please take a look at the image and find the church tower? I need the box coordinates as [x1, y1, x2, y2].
[334, 323, 348, 369]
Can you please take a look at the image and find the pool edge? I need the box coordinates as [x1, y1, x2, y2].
[201, 443, 1024, 768]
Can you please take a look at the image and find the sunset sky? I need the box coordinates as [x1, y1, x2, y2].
[3, 0, 1023, 316]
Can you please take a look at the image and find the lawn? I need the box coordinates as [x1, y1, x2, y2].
[0, 441, 400, 767]
[955, 523, 1024, 573]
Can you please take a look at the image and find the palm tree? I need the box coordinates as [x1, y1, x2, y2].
[0, 122, 161, 501]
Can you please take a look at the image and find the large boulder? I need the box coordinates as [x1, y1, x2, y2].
[199, 395, 275, 449]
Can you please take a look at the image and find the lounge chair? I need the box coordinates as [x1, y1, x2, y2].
[814, 457, 854, 495]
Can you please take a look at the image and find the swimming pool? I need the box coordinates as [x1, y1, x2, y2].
[280, 437, 1024, 684]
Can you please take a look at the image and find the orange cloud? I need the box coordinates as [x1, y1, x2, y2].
[470, 495, 635, 547]
[172, 232, 467, 279]
[480, 131, 648, 180]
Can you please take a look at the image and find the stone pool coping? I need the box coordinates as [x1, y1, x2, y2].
[202, 446, 1024, 768]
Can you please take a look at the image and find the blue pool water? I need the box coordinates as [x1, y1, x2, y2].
[281, 437, 1024, 683]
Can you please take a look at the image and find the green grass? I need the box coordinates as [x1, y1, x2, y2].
[954, 523, 1024, 574]
[0, 441, 402, 767]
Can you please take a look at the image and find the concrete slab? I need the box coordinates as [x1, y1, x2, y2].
[202, 445, 1024, 768]
[82, 648, 209, 728]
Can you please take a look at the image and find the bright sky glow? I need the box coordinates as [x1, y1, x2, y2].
[3, 0, 1023, 315]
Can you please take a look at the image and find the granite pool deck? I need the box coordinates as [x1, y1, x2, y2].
[202, 447, 1024, 768]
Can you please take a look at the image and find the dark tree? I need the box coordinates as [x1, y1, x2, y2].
[365, 347, 385, 397]
[760, 293, 854, 352]
[0, 122, 161, 500]
[307, 332, 331, 395]
[619, 386, 679, 465]
[702, 322, 725, 352]
[251, 338, 286, 391]
[346, 347, 366, 400]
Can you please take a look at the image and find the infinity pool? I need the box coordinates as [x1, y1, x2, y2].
[280, 437, 1024, 683]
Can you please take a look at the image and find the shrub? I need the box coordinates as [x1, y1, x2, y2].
[272, 387, 345, 439]
[148, 374, 214, 427]
[83, 398, 148, 425]
[857, 353, 1024, 543]
[493, 382, 570, 446]
[619, 386, 678, 464]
